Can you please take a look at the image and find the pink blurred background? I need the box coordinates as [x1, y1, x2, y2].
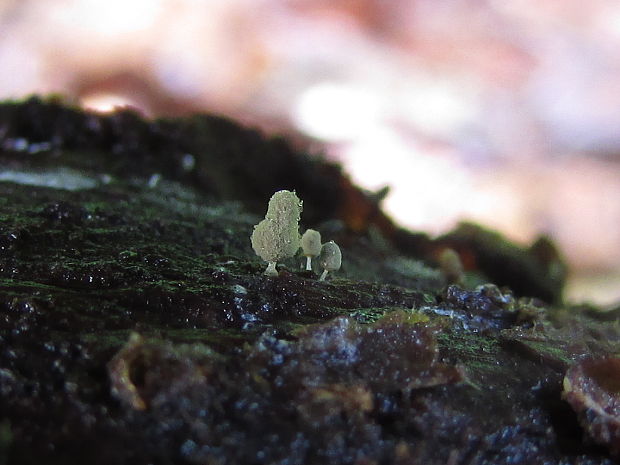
[1, 0, 619, 305]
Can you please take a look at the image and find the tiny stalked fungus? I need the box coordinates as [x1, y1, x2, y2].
[301, 229, 322, 271]
[438, 248, 464, 285]
[318, 240, 342, 281]
[251, 190, 302, 276]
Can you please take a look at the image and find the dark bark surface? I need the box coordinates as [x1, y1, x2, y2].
[0, 97, 617, 464]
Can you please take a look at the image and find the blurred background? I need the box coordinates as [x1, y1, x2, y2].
[1, 0, 619, 305]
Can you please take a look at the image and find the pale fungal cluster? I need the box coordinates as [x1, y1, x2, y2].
[251, 190, 342, 280]
[251, 190, 302, 277]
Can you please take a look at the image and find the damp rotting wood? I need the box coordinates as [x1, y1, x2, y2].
[0, 97, 618, 465]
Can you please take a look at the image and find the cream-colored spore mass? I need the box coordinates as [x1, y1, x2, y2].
[251, 190, 302, 276]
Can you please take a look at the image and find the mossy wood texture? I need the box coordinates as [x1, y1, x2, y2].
[0, 98, 618, 465]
